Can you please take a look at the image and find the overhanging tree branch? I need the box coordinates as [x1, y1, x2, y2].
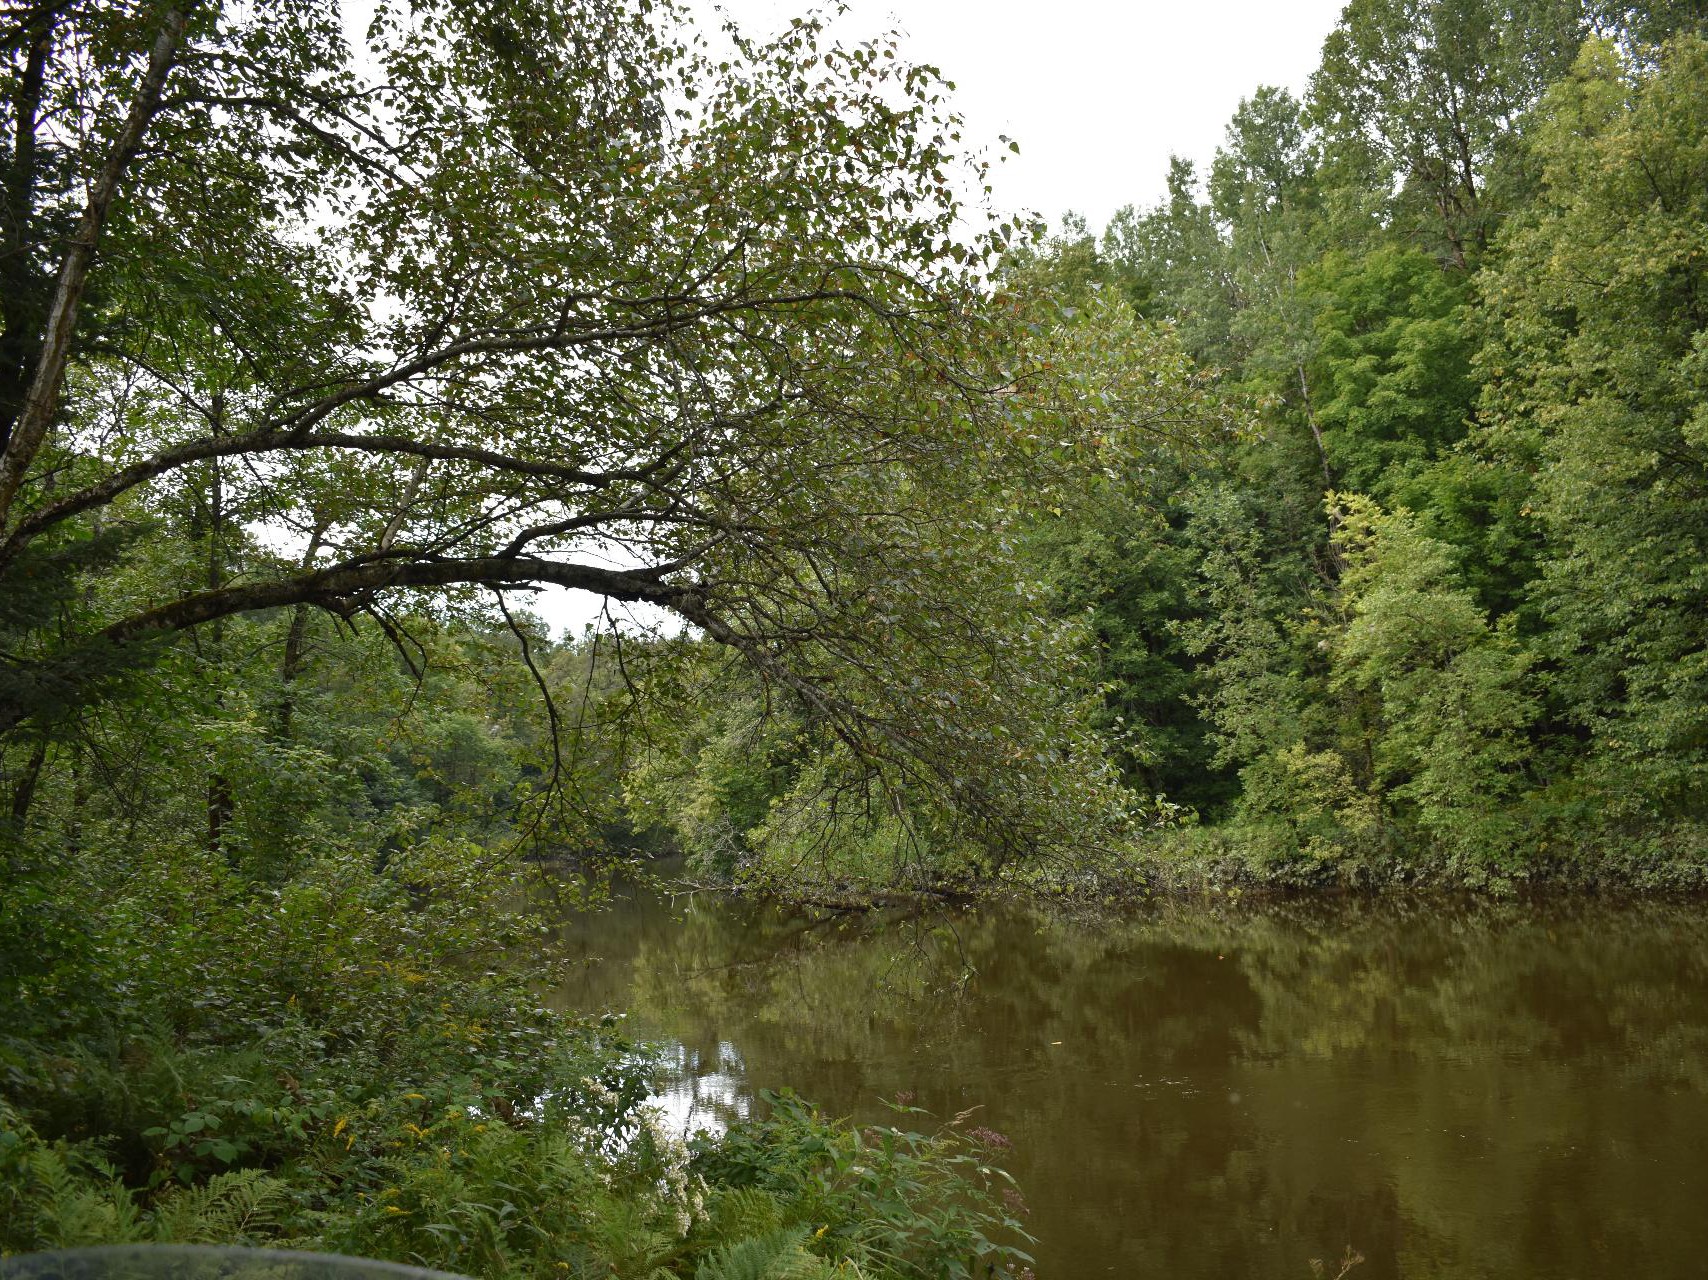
[0, 553, 696, 738]
[0, 428, 681, 566]
[101, 554, 686, 647]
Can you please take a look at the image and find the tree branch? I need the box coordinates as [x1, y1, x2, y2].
[101, 554, 686, 648]
[0, 429, 674, 565]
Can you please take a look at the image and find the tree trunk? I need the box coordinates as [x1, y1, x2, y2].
[0, 9, 57, 448]
[8, 735, 47, 829]
[277, 521, 328, 739]
[0, 6, 189, 525]
[206, 411, 234, 859]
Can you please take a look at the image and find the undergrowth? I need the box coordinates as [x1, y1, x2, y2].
[0, 839, 1030, 1279]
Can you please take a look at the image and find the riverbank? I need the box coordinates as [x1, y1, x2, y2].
[650, 820, 1708, 915]
[0, 843, 1030, 1278]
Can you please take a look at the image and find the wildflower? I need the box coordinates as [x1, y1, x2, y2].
[578, 1076, 620, 1107]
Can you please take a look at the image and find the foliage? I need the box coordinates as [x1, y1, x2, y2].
[1479, 34, 1708, 834]
[0, 0, 1170, 878]
[1307, 0, 1587, 266]
[1328, 495, 1538, 866]
[0, 828, 1028, 1278]
[1018, 6, 1708, 882]
[692, 1089, 1033, 1280]
[1303, 248, 1476, 497]
[16, 7, 1708, 1280]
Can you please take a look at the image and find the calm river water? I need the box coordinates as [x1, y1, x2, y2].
[545, 874, 1708, 1279]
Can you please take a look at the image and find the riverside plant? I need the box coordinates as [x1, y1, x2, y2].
[1, 841, 1031, 1280]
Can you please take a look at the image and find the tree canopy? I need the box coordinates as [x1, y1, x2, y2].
[0, 0, 1178, 863]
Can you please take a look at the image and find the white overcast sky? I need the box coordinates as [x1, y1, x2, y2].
[705, 0, 1349, 233]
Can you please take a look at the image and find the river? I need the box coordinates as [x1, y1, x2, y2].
[545, 872, 1708, 1279]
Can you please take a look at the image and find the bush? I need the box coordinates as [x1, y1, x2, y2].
[1, 839, 1029, 1279]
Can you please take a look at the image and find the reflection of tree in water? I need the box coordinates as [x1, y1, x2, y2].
[545, 883, 1708, 1280]
[1122, 900, 1708, 1278]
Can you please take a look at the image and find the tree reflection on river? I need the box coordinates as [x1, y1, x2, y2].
[544, 873, 1708, 1279]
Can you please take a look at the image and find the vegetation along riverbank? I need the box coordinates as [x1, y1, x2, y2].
[4, 0, 1707, 1274]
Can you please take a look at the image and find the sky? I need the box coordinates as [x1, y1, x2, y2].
[534, 0, 1354, 636]
[702, 0, 1349, 233]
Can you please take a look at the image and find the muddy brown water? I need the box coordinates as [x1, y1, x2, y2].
[545, 874, 1708, 1279]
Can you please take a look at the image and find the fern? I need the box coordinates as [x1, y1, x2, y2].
[694, 1227, 838, 1280]
[147, 1168, 290, 1243]
[579, 1191, 683, 1280]
[5, 1142, 147, 1248]
[0, 1108, 289, 1253]
[706, 1188, 785, 1242]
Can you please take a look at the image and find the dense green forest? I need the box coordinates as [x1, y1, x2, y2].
[639, 0, 1708, 891]
[1016, 5, 1708, 887]
[2, 0, 1706, 1272]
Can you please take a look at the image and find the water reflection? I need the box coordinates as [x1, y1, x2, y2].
[647, 1040, 751, 1136]
[544, 877, 1708, 1279]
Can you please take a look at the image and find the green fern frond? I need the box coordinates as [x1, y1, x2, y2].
[148, 1168, 290, 1243]
[707, 1188, 784, 1242]
[9, 1143, 147, 1248]
[694, 1226, 837, 1280]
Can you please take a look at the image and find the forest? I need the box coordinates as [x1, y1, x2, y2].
[2, 0, 1706, 1274]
